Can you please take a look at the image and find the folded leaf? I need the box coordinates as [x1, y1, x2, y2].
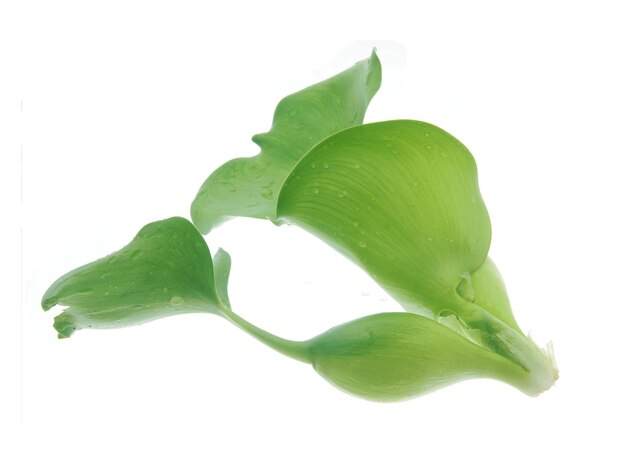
[465, 257, 522, 333]
[308, 312, 549, 401]
[41, 217, 226, 338]
[277, 119, 491, 317]
[191, 50, 382, 233]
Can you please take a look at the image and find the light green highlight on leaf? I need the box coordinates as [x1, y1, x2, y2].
[308, 313, 547, 401]
[278, 120, 491, 317]
[467, 257, 521, 334]
[191, 50, 382, 233]
[41, 217, 226, 338]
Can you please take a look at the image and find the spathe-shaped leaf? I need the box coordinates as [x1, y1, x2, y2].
[308, 312, 552, 401]
[464, 257, 522, 333]
[41, 217, 227, 338]
[191, 50, 382, 234]
[278, 120, 491, 318]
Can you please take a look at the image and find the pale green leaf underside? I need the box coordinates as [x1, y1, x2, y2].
[467, 257, 522, 333]
[191, 50, 382, 234]
[309, 312, 531, 401]
[278, 120, 492, 316]
[41, 217, 225, 338]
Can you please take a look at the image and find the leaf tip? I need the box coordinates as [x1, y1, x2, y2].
[53, 311, 78, 339]
[41, 293, 57, 312]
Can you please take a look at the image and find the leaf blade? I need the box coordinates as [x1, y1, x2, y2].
[277, 119, 492, 315]
[42, 217, 223, 337]
[309, 312, 531, 401]
[191, 50, 382, 233]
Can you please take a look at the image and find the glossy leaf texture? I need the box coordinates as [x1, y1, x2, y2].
[278, 120, 492, 318]
[41, 216, 549, 399]
[465, 257, 522, 334]
[41, 217, 229, 338]
[307, 313, 537, 401]
[191, 50, 382, 234]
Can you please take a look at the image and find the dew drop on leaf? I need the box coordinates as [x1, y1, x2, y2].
[169, 296, 184, 306]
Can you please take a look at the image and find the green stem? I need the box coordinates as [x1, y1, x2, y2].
[217, 306, 312, 364]
[454, 298, 558, 396]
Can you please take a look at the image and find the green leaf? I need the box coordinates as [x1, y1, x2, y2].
[212, 248, 233, 310]
[41, 217, 226, 338]
[465, 257, 522, 334]
[191, 50, 382, 234]
[308, 312, 551, 401]
[277, 120, 491, 318]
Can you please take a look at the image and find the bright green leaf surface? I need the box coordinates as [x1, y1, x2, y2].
[212, 248, 233, 310]
[278, 120, 491, 317]
[191, 50, 382, 234]
[467, 257, 522, 333]
[42, 217, 224, 338]
[308, 312, 540, 401]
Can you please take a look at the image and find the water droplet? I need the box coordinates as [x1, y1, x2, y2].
[311, 163, 317, 169]
[170, 296, 184, 306]
[352, 220, 360, 227]
[428, 237, 433, 242]
[342, 189, 348, 196]
[353, 163, 361, 169]
[358, 240, 367, 248]
[104, 291, 109, 296]
[313, 187, 319, 194]
[260, 188, 273, 199]
[295, 175, 301, 181]
[322, 162, 329, 169]
[426, 145, 432, 150]
[424, 132, 431, 138]
[289, 108, 299, 118]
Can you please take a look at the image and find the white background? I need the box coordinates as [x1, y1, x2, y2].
[4, 1, 626, 468]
